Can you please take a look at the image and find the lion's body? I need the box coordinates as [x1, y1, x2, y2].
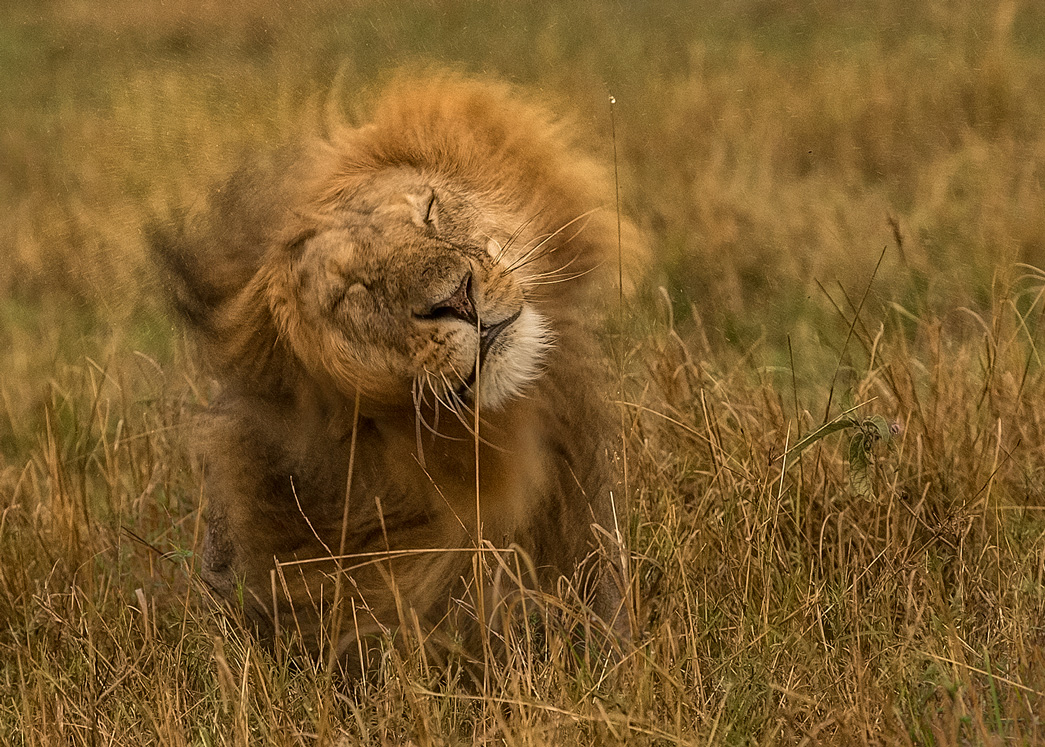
[154, 73, 642, 666]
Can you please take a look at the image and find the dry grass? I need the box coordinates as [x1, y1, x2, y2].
[2, 0, 1045, 744]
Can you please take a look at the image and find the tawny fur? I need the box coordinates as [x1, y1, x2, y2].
[154, 72, 644, 669]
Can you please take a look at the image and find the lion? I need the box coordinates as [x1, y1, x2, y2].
[153, 71, 644, 671]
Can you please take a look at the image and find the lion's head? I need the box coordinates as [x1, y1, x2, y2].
[263, 167, 552, 411]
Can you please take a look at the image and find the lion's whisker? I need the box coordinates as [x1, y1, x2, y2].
[520, 252, 587, 283]
[522, 264, 602, 286]
[501, 232, 559, 276]
[500, 208, 599, 276]
[414, 371, 470, 443]
[491, 210, 545, 264]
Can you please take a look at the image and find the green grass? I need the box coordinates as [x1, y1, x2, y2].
[3, 0, 1045, 744]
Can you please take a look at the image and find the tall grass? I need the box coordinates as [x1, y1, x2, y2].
[2, 0, 1044, 743]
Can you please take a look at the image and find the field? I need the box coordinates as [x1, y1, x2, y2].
[2, 0, 1045, 744]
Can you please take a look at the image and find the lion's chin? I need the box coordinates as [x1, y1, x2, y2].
[471, 306, 553, 411]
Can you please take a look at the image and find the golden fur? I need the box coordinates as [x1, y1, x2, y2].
[154, 72, 643, 668]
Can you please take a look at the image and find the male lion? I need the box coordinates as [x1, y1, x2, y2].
[154, 72, 643, 670]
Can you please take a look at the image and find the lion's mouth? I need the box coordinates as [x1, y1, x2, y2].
[479, 310, 520, 358]
[458, 309, 521, 394]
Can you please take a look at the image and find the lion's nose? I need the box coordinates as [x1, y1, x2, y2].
[418, 272, 477, 324]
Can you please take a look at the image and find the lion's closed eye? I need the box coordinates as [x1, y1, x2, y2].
[406, 188, 439, 231]
[423, 191, 438, 228]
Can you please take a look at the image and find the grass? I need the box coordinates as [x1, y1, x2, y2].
[2, 0, 1045, 743]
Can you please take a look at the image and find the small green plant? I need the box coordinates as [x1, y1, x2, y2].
[782, 408, 899, 500]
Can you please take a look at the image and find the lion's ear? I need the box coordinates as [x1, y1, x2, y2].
[150, 213, 290, 392]
[150, 150, 304, 332]
[149, 220, 227, 333]
[149, 206, 269, 334]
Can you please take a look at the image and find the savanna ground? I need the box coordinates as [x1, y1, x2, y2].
[2, 1, 1045, 744]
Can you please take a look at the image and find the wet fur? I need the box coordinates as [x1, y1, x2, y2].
[153, 72, 644, 668]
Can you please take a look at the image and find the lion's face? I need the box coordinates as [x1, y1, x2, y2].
[267, 168, 551, 413]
